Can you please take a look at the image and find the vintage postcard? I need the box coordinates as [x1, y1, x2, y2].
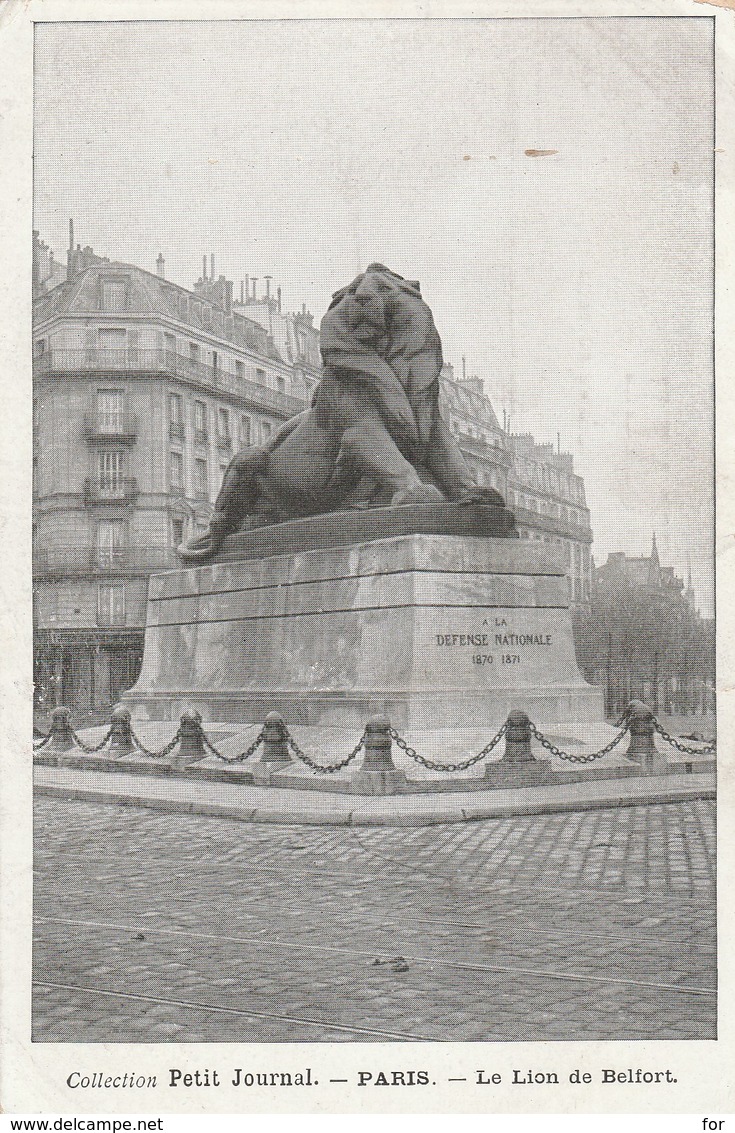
[1, 0, 733, 1121]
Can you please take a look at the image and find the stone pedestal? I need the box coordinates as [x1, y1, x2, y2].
[125, 507, 603, 731]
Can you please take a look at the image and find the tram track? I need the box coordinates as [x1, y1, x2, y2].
[32, 980, 431, 1041]
[34, 915, 716, 997]
[36, 904, 713, 951]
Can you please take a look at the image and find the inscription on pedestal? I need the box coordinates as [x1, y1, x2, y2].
[434, 617, 553, 669]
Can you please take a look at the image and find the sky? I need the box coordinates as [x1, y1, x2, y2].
[33, 17, 715, 613]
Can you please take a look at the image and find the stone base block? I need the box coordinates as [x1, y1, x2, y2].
[251, 760, 295, 786]
[350, 769, 408, 795]
[484, 759, 553, 786]
[125, 530, 603, 730]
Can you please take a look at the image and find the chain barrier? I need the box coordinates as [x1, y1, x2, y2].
[388, 722, 508, 773]
[652, 719, 716, 756]
[129, 727, 182, 760]
[284, 726, 366, 773]
[199, 723, 266, 764]
[69, 726, 114, 755]
[528, 721, 629, 764]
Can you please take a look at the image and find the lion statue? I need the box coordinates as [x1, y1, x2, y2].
[179, 263, 503, 563]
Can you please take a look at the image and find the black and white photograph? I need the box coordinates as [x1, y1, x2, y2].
[1, 0, 733, 1120]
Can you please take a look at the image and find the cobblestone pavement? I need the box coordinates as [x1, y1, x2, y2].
[33, 796, 716, 1043]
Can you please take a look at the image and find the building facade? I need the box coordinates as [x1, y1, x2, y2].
[33, 231, 593, 714]
[439, 369, 593, 605]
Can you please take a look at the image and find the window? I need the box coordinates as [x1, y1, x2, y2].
[100, 277, 127, 312]
[189, 342, 200, 369]
[172, 518, 185, 547]
[218, 407, 230, 439]
[97, 519, 124, 568]
[164, 332, 176, 358]
[203, 306, 212, 328]
[170, 450, 183, 492]
[240, 415, 251, 447]
[276, 375, 286, 393]
[98, 583, 125, 626]
[212, 350, 218, 374]
[261, 421, 272, 441]
[168, 393, 184, 436]
[194, 458, 208, 499]
[194, 400, 207, 443]
[256, 368, 266, 385]
[96, 389, 124, 432]
[179, 296, 188, 319]
[235, 360, 244, 384]
[35, 339, 46, 357]
[98, 328, 127, 363]
[98, 451, 124, 497]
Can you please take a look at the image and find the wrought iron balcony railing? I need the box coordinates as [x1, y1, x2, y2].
[83, 412, 138, 443]
[33, 545, 180, 576]
[34, 349, 306, 418]
[83, 477, 139, 506]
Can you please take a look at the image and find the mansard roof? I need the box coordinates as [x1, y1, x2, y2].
[33, 259, 274, 357]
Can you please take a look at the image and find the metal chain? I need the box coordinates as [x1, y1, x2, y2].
[388, 722, 508, 773]
[69, 726, 114, 754]
[284, 727, 365, 774]
[652, 719, 716, 756]
[200, 725, 266, 764]
[528, 721, 629, 764]
[129, 727, 182, 759]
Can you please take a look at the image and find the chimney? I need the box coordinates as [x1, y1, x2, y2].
[68, 219, 74, 252]
[277, 286, 282, 313]
[264, 275, 272, 299]
[156, 253, 165, 278]
[210, 254, 215, 279]
[202, 255, 207, 281]
[462, 355, 466, 382]
[245, 274, 249, 301]
[240, 281, 244, 304]
[251, 278, 258, 300]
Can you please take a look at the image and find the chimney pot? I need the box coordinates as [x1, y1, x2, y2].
[156, 253, 165, 278]
[203, 255, 207, 281]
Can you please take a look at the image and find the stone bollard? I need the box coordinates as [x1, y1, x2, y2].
[625, 700, 667, 774]
[108, 704, 134, 758]
[49, 706, 74, 752]
[350, 714, 407, 795]
[502, 710, 535, 762]
[485, 709, 550, 784]
[252, 711, 293, 785]
[171, 709, 206, 770]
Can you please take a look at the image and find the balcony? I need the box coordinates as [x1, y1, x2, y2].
[34, 348, 306, 418]
[33, 545, 180, 576]
[83, 412, 138, 444]
[513, 503, 592, 541]
[83, 477, 139, 506]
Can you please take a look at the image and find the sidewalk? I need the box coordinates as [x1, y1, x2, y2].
[34, 762, 716, 826]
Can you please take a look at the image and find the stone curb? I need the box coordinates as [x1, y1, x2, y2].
[34, 770, 716, 827]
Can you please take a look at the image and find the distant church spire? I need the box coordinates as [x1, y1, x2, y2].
[648, 531, 660, 587]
